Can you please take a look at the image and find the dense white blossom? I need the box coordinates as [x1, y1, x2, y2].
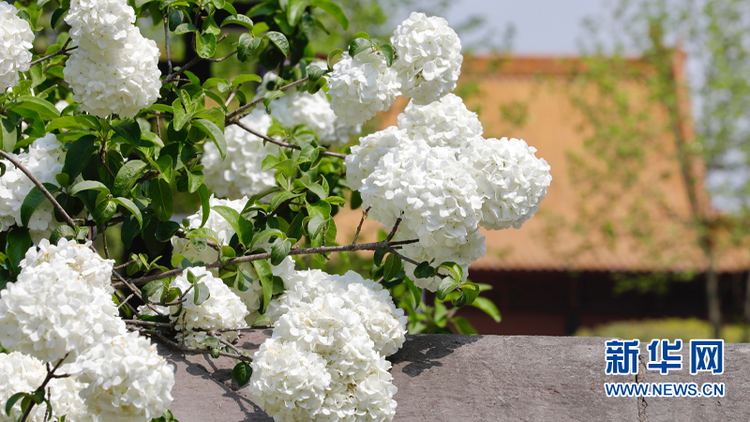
[391, 12, 463, 105]
[463, 137, 552, 230]
[250, 338, 331, 421]
[64, 0, 160, 118]
[0, 134, 66, 242]
[202, 109, 279, 198]
[21, 238, 115, 294]
[0, 352, 88, 422]
[77, 332, 174, 422]
[0, 3, 34, 92]
[224, 255, 296, 324]
[327, 50, 400, 127]
[360, 140, 483, 249]
[166, 266, 249, 349]
[0, 262, 125, 363]
[345, 126, 406, 191]
[398, 94, 482, 148]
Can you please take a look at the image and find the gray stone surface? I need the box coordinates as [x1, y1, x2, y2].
[159, 334, 750, 422]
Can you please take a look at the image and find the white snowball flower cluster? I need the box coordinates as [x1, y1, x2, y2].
[21, 238, 115, 294]
[327, 49, 401, 127]
[0, 352, 87, 422]
[139, 266, 249, 349]
[77, 331, 175, 422]
[391, 12, 463, 105]
[463, 136, 553, 230]
[251, 270, 405, 421]
[0, 2, 34, 92]
[0, 261, 125, 363]
[398, 93, 482, 148]
[0, 134, 66, 242]
[347, 95, 551, 290]
[202, 109, 279, 198]
[64, 0, 160, 118]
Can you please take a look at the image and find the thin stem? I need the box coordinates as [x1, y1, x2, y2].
[20, 354, 70, 422]
[386, 215, 403, 242]
[132, 327, 253, 362]
[205, 50, 237, 62]
[100, 225, 110, 259]
[0, 150, 76, 228]
[163, 13, 173, 75]
[112, 238, 421, 289]
[162, 55, 201, 86]
[114, 259, 137, 271]
[235, 121, 347, 159]
[29, 39, 75, 67]
[352, 207, 371, 245]
[226, 77, 312, 124]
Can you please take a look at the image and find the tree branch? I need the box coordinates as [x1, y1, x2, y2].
[0, 150, 76, 228]
[226, 77, 312, 124]
[29, 39, 75, 67]
[133, 327, 253, 362]
[19, 354, 70, 422]
[235, 121, 347, 159]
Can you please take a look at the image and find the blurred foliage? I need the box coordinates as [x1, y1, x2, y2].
[576, 318, 745, 343]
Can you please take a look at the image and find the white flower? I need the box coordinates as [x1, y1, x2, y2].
[21, 238, 115, 295]
[65, 0, 135, 43]
[202, 109, 279, 198]
[250, 338, 331, 422]
[345, 126, 406, 191]
[77, 332, 175, 422]
[463, 137, 552, 230]
[0, 262, 125, 363]
[0, 2, 34, 92]
[400, 226, 486, 291]
[0, 134, 66, 242]
[327, 50, 401, 127]
[141, 266, 249, 349]
[225, 256, 296, 324]
[391, 12, 463, 105]
[398, 94, 483, 148]
[0, 352, 87, 422]
[64, 26, 161, 118]
[359, 140, 484, 249]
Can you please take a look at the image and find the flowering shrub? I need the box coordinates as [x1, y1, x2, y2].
[0, 0, 550, 421]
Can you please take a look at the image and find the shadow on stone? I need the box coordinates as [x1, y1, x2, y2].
[389, 334, 482, 377]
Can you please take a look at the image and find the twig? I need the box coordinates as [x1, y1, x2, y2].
[386, 216, 403, 242]
[235, 121, 347, 159]
[0, 150, 76, 227]
[100, 225, 110, 259]
[29, 39, 75, 67]
[174, 230, 222, 252]
[132, 327, 253, 362]
[225, 86, 240, 107]
[163, 13, 173, 75]
[20, 354, 70, 422]
[207, 330, 243, 355]
[226, 77, 312, 124]
[125, 319, 173, 329]
[162, 55, 201, 86]
[351, 207, 371, 245]
[114, 259, 137, 271]
[192, 326, 271, 333]
[113, 290, 139, 317]
[112, 238, 421, 289]
[205, 51, 237, 62]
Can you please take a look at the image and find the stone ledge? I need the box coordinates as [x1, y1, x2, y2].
[159, 333, 750, 422]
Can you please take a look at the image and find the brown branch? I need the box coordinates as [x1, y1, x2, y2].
[174, 230, 222, 252]
[29, 39, 75, 67]
[235, 121, 347, 159]
[125, 319, 173, 329]
[0, 150, 76, 228]
[112, 238, 421, 289]
[20, 354, 70, 422]
[205, 50, 237, 62]
[351, 207, 371, 245]
[226, 77, 312, 124]
[114, 259, 137, 271]
[386, 216, 403, 242]
[163, 13, 173, 75]
[162, 55, 201, 86]
[134, 327, 253, 362]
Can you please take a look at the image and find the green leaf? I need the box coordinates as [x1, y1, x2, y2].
[222, 14, 253, 29]
[262, 90, 285, 112]
[193, 119, 226, 160]
[94, 197, 117, 223]
[193, 281, 210, 305]
[270, 237, 291, 265]
[251, 314, 271, 327]
[237, 268, 253, 292]
[211, 205, 241, 236]
[70, 180, 110, 196]
[5, 392, 27, 416]
[7, 227, 32, 275]
[269, 191, 300, 213]
[436, 277, 460, 301]
[113, 119, 141, 147]
[197, 184, 210, 227]
[459, 281, 480, 307]
[437, 261, 463, 283]
[149, 178, 174, 221]
[185, 227, 221, 248]
[471, 297, 501, 323]
[252, 260, 274, 313]
[380, 44, 395, 66]
[50, 7, 67, 29]
[237, 33, 262, 62]
[112, 197, 143, 228]
[174, 23, 198, 34]
[21, 183, 57, 227]
[414, 261, 434, 278]
[249, 1, 277, 17]
[451, 316, 478, 335]
[232, 73, 262, 88]
[155, 220, 181, 242]
[405, 277, 422, 309]
[232, 362, 253, 387]
[200, 336, 222, 349]
[306, 64, 326, 82]
[348, 38, 372, 57]
[50, 225, 76, 244]
[172, 98, 190, 131]
[327, 48, 343, 70]
[142, 279, 167, 301]
[383, 253, 402, 282]
[310, 0, 348, 30]
[12, 96, 60, 120]
[0, 117, 18, 153]
[286, 0, 307, 26]
[62, 135, 97, 180]
[324, 196, 345, 206]
[196, 32, 217, 58]
[113, 160, 148, 197]
[264, 31, 290, 56]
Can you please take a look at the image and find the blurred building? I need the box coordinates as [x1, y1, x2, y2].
[335, 54, 750, 335]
